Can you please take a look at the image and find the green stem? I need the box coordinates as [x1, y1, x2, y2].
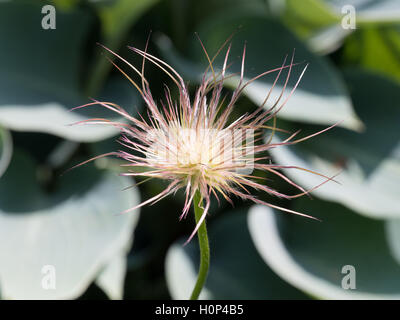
[189, 190, 210, 300]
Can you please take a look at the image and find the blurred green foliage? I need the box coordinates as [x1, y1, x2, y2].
[0, 0, 399, 299]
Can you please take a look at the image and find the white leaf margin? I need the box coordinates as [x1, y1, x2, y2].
[0, 173, 140, 300]
[165, 243, 212, 300]
[248, 204, 400, 299]
[0, 126, 12, 178]
[96, 251, 129, 300]
[268, 137, 400, 218]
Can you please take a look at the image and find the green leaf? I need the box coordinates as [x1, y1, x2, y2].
[281, 0, 344, 54]
[158, 12, 363, 131]
[96, 0, 159, 41]
[284, 0, 338, 29]
[166, 209, 309, 299]
[324, 0, 400, 24]
[343, 25, 400, 84]
[268, 69, 400, 218]
[385, 220, 400, 267]
[52, 0, 81, 10]
[0, 126, 12, 179]
[0, 150, 140, 299]
[0, 2, 87, 94]
[282, 0, 400, 54]
[86, 0, 160, 94]
[285, 0, 400, 27]
[0, 2, 140, 142]
[248, 199, 400, 299]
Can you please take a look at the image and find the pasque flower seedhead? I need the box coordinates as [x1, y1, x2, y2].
[72, 38, 338, 244]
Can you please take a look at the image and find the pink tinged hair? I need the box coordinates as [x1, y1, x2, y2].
[69, 41, 340, 244]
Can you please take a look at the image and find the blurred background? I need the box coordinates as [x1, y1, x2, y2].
[0, 0, 399, 299]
